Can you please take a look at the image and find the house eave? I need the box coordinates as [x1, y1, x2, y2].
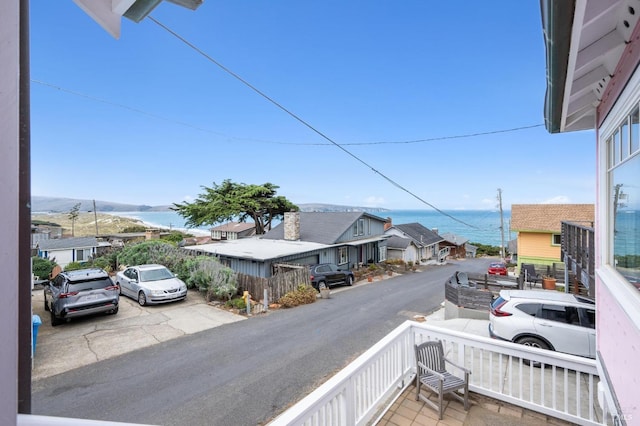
[541, 0, 576, 133]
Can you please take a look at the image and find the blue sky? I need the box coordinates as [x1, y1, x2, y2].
[29, 1, 595, 210]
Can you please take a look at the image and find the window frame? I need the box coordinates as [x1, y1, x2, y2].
[597, 65, 640, 326]
[338, 247, 348, 265]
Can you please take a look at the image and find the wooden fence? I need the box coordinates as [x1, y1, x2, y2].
[444, 274, 495, 310]
[237, 267, 311, 303]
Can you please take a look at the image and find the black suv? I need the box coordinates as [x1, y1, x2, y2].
[44, 268, 119, 326]
[308, 263, 354, 290]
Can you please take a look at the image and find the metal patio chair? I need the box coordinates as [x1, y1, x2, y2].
[521, 263, 541, 288]
[414, 340, 470, 420]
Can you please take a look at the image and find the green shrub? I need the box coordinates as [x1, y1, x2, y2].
[278, 284, 317, 308]
[185, 257, 238, 301]
[32, 257, 57, 280]
[160, 231, 190, 245]
[225, 297, 246, 310]
[472, 242, 502, 257]
[64, 261, 84, 271]
[122, 225, 147, 233]
[117, 240, 182, 270]
[87, 256, 113, 272]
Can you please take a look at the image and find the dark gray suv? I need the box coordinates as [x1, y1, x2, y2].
[308, 263, 354, 290]
[44, 268, 119, 326]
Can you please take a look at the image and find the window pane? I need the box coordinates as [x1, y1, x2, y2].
[612, 154, 640, 290]
[614, 129, 621, 165]
[540, 304, 566, 322]
[516, 303, 539, 316]
[622, 117, 630, 161]
[632, 105, 639, 155]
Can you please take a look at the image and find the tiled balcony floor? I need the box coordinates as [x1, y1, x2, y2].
[376, 385, 575, 426]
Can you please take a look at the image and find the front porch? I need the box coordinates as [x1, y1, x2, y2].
[380, 383, 573, 426]
[269, 321, 612, 426]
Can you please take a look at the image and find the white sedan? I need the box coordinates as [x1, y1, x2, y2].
[116, 264, 187, 306]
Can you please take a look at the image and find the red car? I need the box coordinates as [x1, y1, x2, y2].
[487, 262, 508, 276]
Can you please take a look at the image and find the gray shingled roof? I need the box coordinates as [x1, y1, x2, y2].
[210, 222, 256, 233]
[262, 212, 386, 245]
[392, 223, 443, 246]
[37, 237, 99, 250]
[386, 235, 412, 249]
[441, 233, 469, 246]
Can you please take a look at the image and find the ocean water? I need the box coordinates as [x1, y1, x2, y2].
[112, 209, 512, 247]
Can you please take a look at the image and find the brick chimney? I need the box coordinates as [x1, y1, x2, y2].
[384, 217, 392, 231]
[284, 211, 300, 241]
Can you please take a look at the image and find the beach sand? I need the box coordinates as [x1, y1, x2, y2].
[31, 212, 185, 237]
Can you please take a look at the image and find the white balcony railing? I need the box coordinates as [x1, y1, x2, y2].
[269, 321, 612, 426]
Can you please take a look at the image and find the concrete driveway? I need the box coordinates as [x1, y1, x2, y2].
[31, 286, 245, 381]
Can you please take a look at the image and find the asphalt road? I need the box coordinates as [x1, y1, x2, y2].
[32, 258, 492, 426]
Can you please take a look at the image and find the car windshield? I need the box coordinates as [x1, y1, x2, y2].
[68, 277, 113, 292]
[490, 263, 505, 268]
[139, 268, 174, 282]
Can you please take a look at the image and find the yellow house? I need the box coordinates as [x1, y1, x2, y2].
[511, 204, 594, 269]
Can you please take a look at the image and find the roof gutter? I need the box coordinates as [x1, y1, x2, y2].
[540, 0, 576, 133]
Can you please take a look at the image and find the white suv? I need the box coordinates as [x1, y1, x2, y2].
[489, 290, 596, 358]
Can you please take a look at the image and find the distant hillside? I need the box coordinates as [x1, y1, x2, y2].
[32, 196, 389, 215]
[32, 196, 172, 213]
[297, 203, 389, 213]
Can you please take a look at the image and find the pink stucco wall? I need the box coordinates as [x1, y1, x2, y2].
[596, 282, 640, 420]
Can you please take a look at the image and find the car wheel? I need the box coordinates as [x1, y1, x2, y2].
[110, 306, 119, 315]
[517, 336, 551, 367]
[50, 310, 61, 327]
[346, 275, 353, 286]
[43, 294, 49, 312]
[138, 291, 147, 306]
[318, 281, 327, 291]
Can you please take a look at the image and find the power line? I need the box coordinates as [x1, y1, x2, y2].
[148, 17, 482, 228]
[32, 79, 543, 146]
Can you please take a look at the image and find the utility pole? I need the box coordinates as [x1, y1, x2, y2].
[93, 199, 99, 236]
[497, 188, 505, 260]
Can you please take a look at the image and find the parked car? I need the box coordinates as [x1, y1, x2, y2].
[116, 264, 187, 306]
[487, 261, 508, 276]
[488, 289, 596, 358]
[308, 263, 354, 290]
[44, 268, 119, 326]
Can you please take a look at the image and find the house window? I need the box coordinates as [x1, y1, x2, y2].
[632, 105, 640, 154]
[353, 218, 364, 236]
[606, 105, 640, 290]
[76, 249, 88, 262]
[378, 245, 387, 262]
[552, 234, 561, 246]
[338, 247, 348, 265]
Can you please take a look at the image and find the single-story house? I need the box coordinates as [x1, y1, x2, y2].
[464, 243, 478, 258]
[183, 211, 390, 278]
[36, 237, 110, 269]
[510, 204, 594, 269]
[384, 235, 420, 263]
[31, 224, 63, 250]
[210, 222, 255, 241]
[440, 233, 469, 259]
[384, 222, 444, 264]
